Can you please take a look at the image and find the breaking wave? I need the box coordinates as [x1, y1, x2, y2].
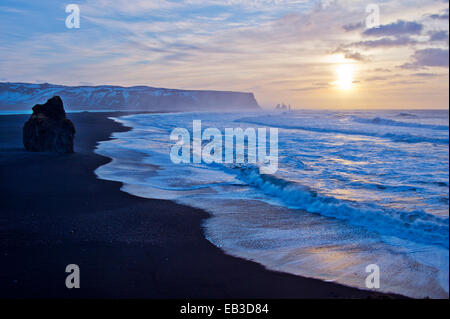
[351, 116, 449, 131]
[231, 164, 449, 248]
[236, 116, 449, 144]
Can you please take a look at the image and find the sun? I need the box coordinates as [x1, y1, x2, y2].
[335, 64, 355, 90]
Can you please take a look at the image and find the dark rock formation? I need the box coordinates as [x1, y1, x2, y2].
[23, 96, 75, 153]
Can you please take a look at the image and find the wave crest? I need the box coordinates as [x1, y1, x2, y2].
[351, 116, 449, 131]
[232, 165, 449, 248]
[236, 116, 449, 144]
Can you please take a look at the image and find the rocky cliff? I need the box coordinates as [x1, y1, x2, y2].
[0, 82, 260, 112]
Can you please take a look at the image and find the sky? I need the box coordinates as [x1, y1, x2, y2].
[0, 0, 448, 109]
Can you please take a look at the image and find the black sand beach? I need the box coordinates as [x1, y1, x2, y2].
[0, 112, 400, 298]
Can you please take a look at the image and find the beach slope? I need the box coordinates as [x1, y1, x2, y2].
[0, 112, 401, 298]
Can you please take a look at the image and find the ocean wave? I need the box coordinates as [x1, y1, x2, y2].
[346, 180, 421, 192]
[235, 116, 449, 144]
[230, 164, 449, 248]
[351, 116, 449, 131]
[397, 112, 418, 118]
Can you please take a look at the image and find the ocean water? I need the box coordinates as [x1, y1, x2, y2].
[94, 109, 449, 298]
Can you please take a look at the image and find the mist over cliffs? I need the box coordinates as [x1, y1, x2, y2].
[0, 82, 260, 112]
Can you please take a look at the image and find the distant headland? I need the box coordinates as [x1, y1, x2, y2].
[0, 82, 260, 112]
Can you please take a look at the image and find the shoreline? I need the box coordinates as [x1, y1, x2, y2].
[0, 112, 404, 298]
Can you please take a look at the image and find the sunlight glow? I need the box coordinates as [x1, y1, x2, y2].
[335, 64, 355, 90]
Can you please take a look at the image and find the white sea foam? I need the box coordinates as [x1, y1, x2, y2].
[94, 110, 449, 298]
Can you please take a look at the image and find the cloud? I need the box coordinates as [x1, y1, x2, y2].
[388, 80, 424, 85]
[332, 47, 367, 61]
[363, 20, 423, 37]
[412, 73, 439, 77]
[82, 0, 182, 16]
[342, 51, 367, 61]
[290, 84, 330, 91]
[428, 30, 449, 42]
[400, 48, 449, 69]
[365, 76, 388, 81]
[0, 6, 29, 14]
[349, 36, 417, 48]
[374, 68, 392, 72]
[342, 21, 364, 32]
[428, 8, 449, 20]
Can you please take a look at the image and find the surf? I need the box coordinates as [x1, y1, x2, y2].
[94, 110, 449, 298]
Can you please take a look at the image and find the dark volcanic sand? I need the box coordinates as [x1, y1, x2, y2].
[0, 112, 401, 298]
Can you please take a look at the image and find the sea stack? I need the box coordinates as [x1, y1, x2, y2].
[23, 96, 75, 153]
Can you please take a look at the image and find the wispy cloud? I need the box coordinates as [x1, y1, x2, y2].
[363, 20, 423, 37]
[348, 36, 418, 48]
[427, 8, 449, 20]
[401, 48, 449, 69]
[428, 30, 449, 42]
[0, 5, 29, 14]
[412, 72, 440, 77]
[342, 21, 364, 32]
